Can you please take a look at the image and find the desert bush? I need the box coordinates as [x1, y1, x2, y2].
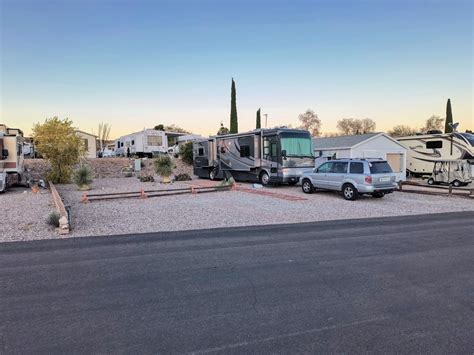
[47, 212, 60, 227]
[73, 165, 94, 189]
[174, 173, 192, 181]
[219, 176, 235, 187]
[138, 175, 154, 182]
[154, 155, 174, 179]
[179, 142, 193, 165]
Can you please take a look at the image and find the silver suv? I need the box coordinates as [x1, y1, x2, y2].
[301, 158, 398, 200]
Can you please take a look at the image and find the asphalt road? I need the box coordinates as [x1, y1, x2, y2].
[1, 212, 473, 354]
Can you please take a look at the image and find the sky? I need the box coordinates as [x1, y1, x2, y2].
[1, 0, 473, 138]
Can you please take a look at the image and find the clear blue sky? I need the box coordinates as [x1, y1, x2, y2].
[1, 0, 472, 137]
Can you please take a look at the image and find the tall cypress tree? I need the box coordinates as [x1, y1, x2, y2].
[230, 78, 238, 133]
[256, 108, 261, 129]
[445, 98, 453, 133]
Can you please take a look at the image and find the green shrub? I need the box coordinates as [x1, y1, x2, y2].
[219, 177, 235, 187]
[179, 142, 193, 165]
[47, 212, 60, 227]
[174, 173, 192, 181]
[138, 175, 154, 182]
[154, 155, 174, 178]
[73, 165, 94, 188]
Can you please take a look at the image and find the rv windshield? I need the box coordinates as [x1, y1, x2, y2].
[280, 133, 313, 157]
[456, 133, 474, 147]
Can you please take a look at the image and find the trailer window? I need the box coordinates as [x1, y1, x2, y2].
[426, 141, 442, 149]
[198, 148, 204, 156]
[131, 140, 135, 146]
[147, 136, 163, 146]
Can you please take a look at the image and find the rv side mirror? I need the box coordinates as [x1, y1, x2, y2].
[1, 149, 8, 159]
[281, 150, 287, 157]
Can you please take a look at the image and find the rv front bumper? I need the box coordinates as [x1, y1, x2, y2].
[280, 167, 314, 184]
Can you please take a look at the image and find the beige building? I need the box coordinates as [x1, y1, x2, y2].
[76, 130, 97, 159]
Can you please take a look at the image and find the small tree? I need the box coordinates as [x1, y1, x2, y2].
[179, 141, 193, 165]
[337, 118, 376, 135]
[154, 124, 165, 131]
[154, 155, 174, 183]
[217, 122, 230, 135]
[164, 124, 190, 133]
[73, 165, 94, 190]
[32, 117, 81, 183]
[421, 115, 444, 133]
[98, 122, 111, 154]
[387, 125, 417, 137]
[256, 108, 261, 129]
[445, 98, 453, 133]
[298, 109, 321, 136]
[230, 78, 238, 133]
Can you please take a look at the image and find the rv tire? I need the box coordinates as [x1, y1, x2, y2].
[427, 178, 435, 185]
[259, 171, 270, 186]
[209, 168, 218, 181]
[452, 180, 461, 187]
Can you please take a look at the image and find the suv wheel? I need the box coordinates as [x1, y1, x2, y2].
[342, 183, 358, 201]
[301, 179, 314, 194]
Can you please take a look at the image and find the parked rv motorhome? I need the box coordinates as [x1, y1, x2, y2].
[397, 132, 474, 177]
[0, 124, 27, 192]
[193, 128, 314, 185]
[115, 129, 186, 157]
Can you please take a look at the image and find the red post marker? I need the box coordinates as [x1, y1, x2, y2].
[191, 186, 197, 194]
[139, 188, 148, 199]
[80, 192, 89, 203]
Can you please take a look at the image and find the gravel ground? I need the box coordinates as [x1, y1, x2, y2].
[3, 178, 473, 243]
[0, 187, 58, 242]
[50, 178, 474, 240]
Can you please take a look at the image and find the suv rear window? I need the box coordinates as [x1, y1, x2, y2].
[350, 162, 364, 174]
[369, 161, 393, 174]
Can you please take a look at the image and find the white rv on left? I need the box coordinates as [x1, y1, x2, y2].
[114, 129, 185, 158]
[0, 124, 27, 192]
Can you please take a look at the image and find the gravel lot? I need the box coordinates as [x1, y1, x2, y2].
[51, 178, 474, 240]
[0, 187, 58, 242]
[2, 178, 473, 243]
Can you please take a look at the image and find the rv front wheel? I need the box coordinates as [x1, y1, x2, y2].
[259, 171, 270, 186]
[427, 178, 435, 185]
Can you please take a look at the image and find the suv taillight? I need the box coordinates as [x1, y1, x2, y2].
[365, 175, 372, 184]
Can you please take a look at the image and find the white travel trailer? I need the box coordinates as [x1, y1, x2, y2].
[114, 129, 186, 157]
[0, 124, 27, 192]
[397, 132, 474, 177]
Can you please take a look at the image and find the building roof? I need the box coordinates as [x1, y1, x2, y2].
[75, 130, 97, 138]
[313, 133, 381, 150]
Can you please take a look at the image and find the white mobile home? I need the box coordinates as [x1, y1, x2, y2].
[313, 133, 407, 182]
[115, 129, 186, 157]
[76, 130, 97, 159]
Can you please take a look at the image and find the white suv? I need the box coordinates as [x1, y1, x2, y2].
[301, 159, 398, 200]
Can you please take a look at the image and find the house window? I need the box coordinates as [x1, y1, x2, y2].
[117, 141, 120, 148]
[147, 135, 163, 146]
[426, 141, 442, 149]
[82, 138, 89, 151]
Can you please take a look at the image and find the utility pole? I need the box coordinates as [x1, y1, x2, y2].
[264, 114, 269, 128]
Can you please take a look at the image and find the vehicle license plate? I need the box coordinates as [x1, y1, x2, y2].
[379, 176, 390, 182]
